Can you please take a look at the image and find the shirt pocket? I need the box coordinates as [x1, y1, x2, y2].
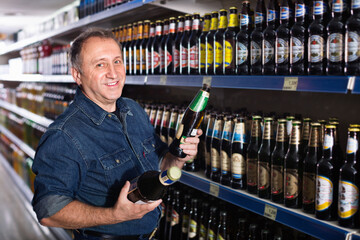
[142, 136, 161, 170]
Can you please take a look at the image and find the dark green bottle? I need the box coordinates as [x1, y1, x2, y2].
[247, 116, 262, 194]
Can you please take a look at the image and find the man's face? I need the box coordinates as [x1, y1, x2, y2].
[72, 36, 125, 112]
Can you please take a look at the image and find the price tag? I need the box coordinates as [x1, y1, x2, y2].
[264, 204, 277, 220]
[160, 75, 167, 85]
[202, 76, 212, 87]
[209, 183, 219, 197]
[283, 77, 298, 91]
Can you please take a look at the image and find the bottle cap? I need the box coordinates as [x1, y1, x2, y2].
[168, 166, 182, 181]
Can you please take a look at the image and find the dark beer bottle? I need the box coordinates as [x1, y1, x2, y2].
[318, 119, 327, 145]
[214, 9, 228, 75]
[308, 0, 327, 75]
[200, 13, 211, 75]
[160, 19, 170, 74]
[188, 198, 200, 240]
[344, 0, 360, 75]
[163, 188, 173, 240]
[140, 20, 150, 75]
[173, 16, 185, 74]
[262, 0, 279, 75]
[338, 127, 360, 228]
[181, 194, 191, 240]
[211, 113, 224, 182]
[217, 211, 229, 240]
[236, 1, 254, 75]
[290, 0, 308, 75]
[145, 22, 156, 75]
[224, 7, 240, 75]
[199, 201, 210, 240]
[275, 0, 291, 75]
[127, 166, 181, 203]
[134, 21, 143, 75]
[151, 20, 163, 74]
[189, 13, 201, 74]
[331, 121, 345, 166]
[286, 115, 295, 140]
[234, 218, 248, 240]
[302, 123, 322, 213]
[326, 0, 346, 75]
[120, 25, 127, 45]
[250, 0, 266, 75]
[315, 125, 340, 220]
[284, 121, 303, 208]
[149, 104, 157, 126]
[248, 224, 260, 240]
[271, 119, 287, 203]
[247, 116, 262, 194]
[129, 22, 137, 75]
[206, 12, 219, 75]
[160, 105, 171, 144]
[123, 23, 132, 75]
[168, 106, 179, 146]
[169, 84, 210, 158]
[207, 206, 218, 240]
[164, 17, 177, 75]
[258, 117, 275, 199]
[301, 118, 312, 157]
[168, 190, 181, 240]
[231, 115, 248, 189]
[220, 115, 234, 186]
[154, 104, 164, 136]
[205, 112, 217, 178]
[180, 14, 192, 75]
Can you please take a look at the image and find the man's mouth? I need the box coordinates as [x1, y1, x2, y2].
[106, 81, 119, 86]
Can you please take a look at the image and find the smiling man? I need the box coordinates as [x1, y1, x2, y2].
[31, 28, 201, 240]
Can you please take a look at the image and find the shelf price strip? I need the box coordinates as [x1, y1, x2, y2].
[209, 182, 219, 197]
[202, 76, 212, 87]
[264, 204, 277, 220]
[283, 77, 298, 91]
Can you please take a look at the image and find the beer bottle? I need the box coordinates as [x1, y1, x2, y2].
[205, 112, 217, 178]
[199, 110, 210, 171]
[149, 104, 157, 126]
[188, 198, 200, 240]
[326, 0, 346, 75]
[164, 17, 177, 75]
[129, 22, 138, 75]
[211, 113, 224, 182]
[275, 0, 291, 75]
[123, 23, 132, 75]
[160, 105, 171, 144]
[160, 19, 170, 74]
[224, 7, 240, 75]
[301, 118, 312, 157]
[315, 125, 340, 220]
[189, 13, 201, 75]
[121, 25, 127, 45]
[247, 116, 262, 194]
[284, 121, 303, 208]
[181, 194, 191, 240]
[262, 0, 280, 75]
[344, 0, 360, 75]
[151, 20, 163, 74]
[250, 0, 266, 75]
[199, 201, 210, 240]
[236, 1, 253, 75]
[214, 9, 228, 75]
[173, 16, 185, 74]
[146, 22, 156, 75]
[140, 20, 150, 75]
[286, 115, 295, 139]
[217, 211, 229, 240]
[290, 0, 308, 75]
[154, 104, 164, 136]
[258, 117, 275, 199]
[331, 121, 345, 166]
[206, 12, 219, 75]
[318, 119, 327, 145]
[127, 166, 181, 203]
[134, 21, 143, 75]
[169, 84, 210, 158]
[271, 119, 287, 203]
[220, 115, 234, 186]
[207, 206, 218, 240]
[338, 127, 360, 228]
[169, 190, 181, 240]
[231, 115, 248, 189]
[200, 13, 211, 75]
[163, 187, 174, 239]
[234, 218, 248, 240]
[168, 106, 179, 146]
[308, 0, 327, 75]
[180, 14, 192, 75]
[248, 224, 260, 240]
[302, 123, 322, 213]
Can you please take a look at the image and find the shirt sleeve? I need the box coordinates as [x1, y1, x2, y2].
[31, 129, 87, 221]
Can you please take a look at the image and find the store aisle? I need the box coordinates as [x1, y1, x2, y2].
[0, 160, 57, 240]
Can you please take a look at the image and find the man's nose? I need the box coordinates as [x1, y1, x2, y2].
[107, 64, 118, 78]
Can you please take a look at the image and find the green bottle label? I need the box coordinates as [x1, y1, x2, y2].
[189, 90, 209, 112]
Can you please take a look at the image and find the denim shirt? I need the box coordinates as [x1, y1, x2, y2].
[32, 87, 168, 235]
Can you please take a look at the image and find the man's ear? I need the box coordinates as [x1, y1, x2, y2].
[71, 67, 82, 86]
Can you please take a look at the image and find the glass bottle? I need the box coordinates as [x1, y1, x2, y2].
[220, 115, 234, 186]
[206, 11, 219, 75]
[214, 9, 228, 74]
[189, 13, 201, 75]
[173, 16, 185, 74]
[211, 113, 224, 182]
[224, 7, 240, 75]
[180, 14, 192, 74]
[205, 112, 217, 178]
[164, 17, 177, 75]
[247, 115, 262, 194]
[200, 13, 211, 75]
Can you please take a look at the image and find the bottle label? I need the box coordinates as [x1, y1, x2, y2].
[290, 37, 304, 63]
[210, 18, 218, 31]
[333, 0, 344, 13]
[314, 1, 326, 15]
[229, 13, 239, 27]
[258, 161, 270, 190]
[215, 41, 223, 67]
[190, 45, 199, 69]
[237, 42, 248, 65]
[217, 234, 225, 240]
[192, 19, 200, 30]
[178, 22, 184, 32]
[189, 90, 209, 112]
[171, 209, 179, 226]
[346, 32, 360, 62]
[200, 43, 206, 68]
[153, 51, 161, 68]
[222, 122, 233, 141]
[247, 158, 257, 186]
[208, 229, 215, 240]
[271, 165, 283, 195]
[280, 7, 290, 20]
[188, 219, 197, 237]
[347, 137, 358, 154]
[295, 4, 306, 17]
[213, 121, 223, 139]
[207, 43, 214, 66]
[352, 0, 360, 9]
[284, 169, 299, 199]
[231, 153, 246, 179]
[211, 148, 220, 171]
[181, 46, 188, 68]
[338, 180, 359, 219]
[309, 35, 324, 63]
[136, 49, 141, 70]
[159, 169, 176, 185]
[255, 12, 264, 24]
[276, 38, 289, 64]
[219, 16, 227, 29]
[224, 41, 233, 67]
[185, 20, 192, 31]
[323, 134, 334, 149]
[141, 49, 146, 69]
[303, 172, 316, 204]
[182, 215, 189, 233]
[173, 48, 180, 68]
[200, 223, 207, 238]
[267, 9, 276, 22]
[166, 51, 172, 67]
[169, 23, 176, 33]
[316, 175, 333, 211]
[233, 131, 246, 143]
[263, 40, 274, 64]
[241, 14, 250, 26]
[327, 33, 343, 62]
[251, 41, 261, 65]
[221, 149, 230, 173]
[160, 48, 165, 69]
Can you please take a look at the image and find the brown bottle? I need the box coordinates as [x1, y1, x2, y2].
[247, 115, 262, 194]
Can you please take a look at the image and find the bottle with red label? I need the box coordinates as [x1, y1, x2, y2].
[151, 20, 163, 74]
[146, 22, 156, 75]
[200, 13, 211, 75]
[164, 17, 177, 75]
[129, 22, 138, 75]
[160, 19, 170, 74]
[224, 7, 240, 75]
[173, 16, 185, 75]
[188, 13, 201, 74]
[180, 14, 192, 75]
[140, 20, 150, 75]
[214, 9, 228, 75]
[206, 11, 219, 75]
[134, 21, 143, 75]
[123, 23, 132, 75]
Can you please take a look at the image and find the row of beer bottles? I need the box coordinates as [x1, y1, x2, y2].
[158, 182, 315, 240]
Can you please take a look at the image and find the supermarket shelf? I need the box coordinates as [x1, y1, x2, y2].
[0, 100, 53, 127]
[180, 171, 360, 240]
[0, 74, 74, 83]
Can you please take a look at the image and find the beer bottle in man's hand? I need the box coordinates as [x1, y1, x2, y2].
[169, 84, 211, 158]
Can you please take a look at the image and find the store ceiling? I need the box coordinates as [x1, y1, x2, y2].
[0, 0, 75, 37]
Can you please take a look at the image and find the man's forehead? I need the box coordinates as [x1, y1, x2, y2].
[81, 37, 121, 58]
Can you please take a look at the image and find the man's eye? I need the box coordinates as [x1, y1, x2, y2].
[114, 60, 122, 64]
[96, 63, 104, 67]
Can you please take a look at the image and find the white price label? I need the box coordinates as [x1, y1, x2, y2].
[283, 77, 298, 91]
[264, 204, 277, 220]
[202, 76, 212, 86]
[160, 75, 167, 85]
[209, 183, 219, 197]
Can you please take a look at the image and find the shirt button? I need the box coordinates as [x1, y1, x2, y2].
[152, 144, 155, 148]
[115, 159, 120, 163]
[108, 114, 112, 118]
